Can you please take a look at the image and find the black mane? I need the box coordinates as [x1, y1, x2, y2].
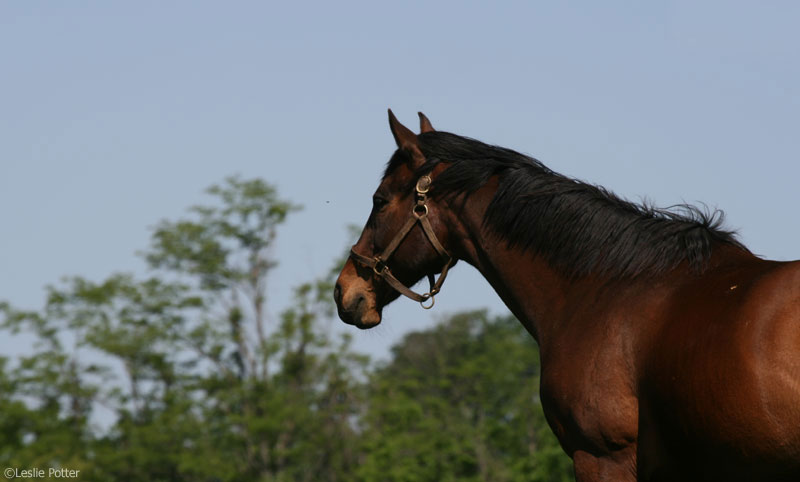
[388, 131, 746, 279]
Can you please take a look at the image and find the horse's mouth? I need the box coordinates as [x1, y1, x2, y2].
[337, 307, 381, 330]
[354, 320, 380, 330]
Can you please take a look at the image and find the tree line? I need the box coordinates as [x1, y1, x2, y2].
[0, 177, 573, 481]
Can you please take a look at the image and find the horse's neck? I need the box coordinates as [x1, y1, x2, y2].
[448, 187, 584, 347]
[468, 241, 571, 346]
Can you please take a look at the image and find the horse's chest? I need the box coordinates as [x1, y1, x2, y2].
[539, 350, 638, 455]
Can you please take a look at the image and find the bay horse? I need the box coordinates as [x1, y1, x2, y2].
[333, 111, 800, 481]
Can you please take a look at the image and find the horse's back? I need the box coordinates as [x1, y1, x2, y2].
[640, 259, 800, 480]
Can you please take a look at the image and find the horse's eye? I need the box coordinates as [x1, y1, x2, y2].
[372, 195, 388, 210]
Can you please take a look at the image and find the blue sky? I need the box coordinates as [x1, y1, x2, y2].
[1, 2, 799, 359]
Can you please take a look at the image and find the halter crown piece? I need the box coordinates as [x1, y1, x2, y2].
[349, 175, 454, 309]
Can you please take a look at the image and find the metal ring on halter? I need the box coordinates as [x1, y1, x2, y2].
[413, 204, 428, 218]
[420, 294, 435, 309]
[372, 258, 387, 275]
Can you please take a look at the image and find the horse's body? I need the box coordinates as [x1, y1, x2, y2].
[334, 111, 800, 480]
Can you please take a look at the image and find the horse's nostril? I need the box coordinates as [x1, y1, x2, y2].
[354, 293, 366, 312]
[334, 283, 343, 304]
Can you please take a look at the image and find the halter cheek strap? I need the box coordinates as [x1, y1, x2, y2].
[349, 175, 454, 309]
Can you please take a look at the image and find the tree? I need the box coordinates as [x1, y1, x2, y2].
[1, 176, 368, 481]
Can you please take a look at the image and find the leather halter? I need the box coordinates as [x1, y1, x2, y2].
[349, 175, 454, 309]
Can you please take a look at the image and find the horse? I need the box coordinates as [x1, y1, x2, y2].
[333, 111, 800, 481]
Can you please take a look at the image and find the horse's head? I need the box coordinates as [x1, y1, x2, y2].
[334, 110, 458, 329]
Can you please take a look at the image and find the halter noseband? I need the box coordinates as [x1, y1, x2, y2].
[349, 175, 454, 309]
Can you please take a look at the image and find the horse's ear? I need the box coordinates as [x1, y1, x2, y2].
[388, 109, 427, 169]
[388, 109, 418, 149]
[418, 112, 435, 133]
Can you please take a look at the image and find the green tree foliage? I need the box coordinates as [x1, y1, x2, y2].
[0, 176, 573, 481]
